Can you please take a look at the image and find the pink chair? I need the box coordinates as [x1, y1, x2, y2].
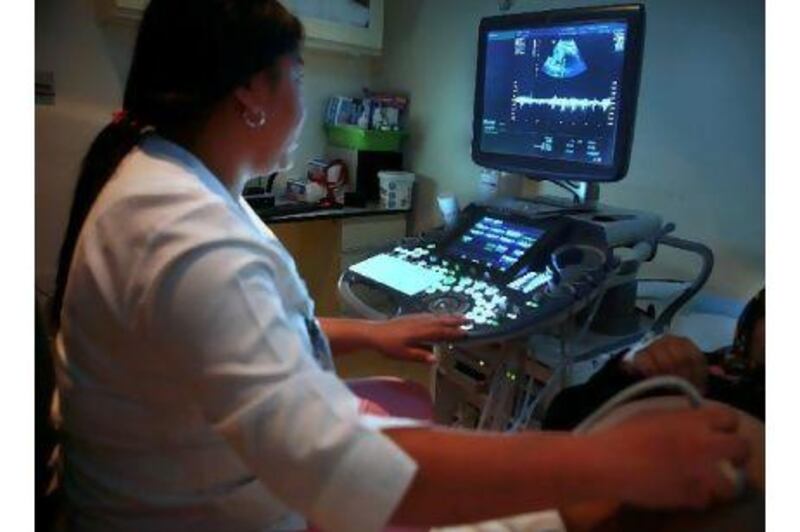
[307, 377, 433, 532]
[349, 377, 435, 421]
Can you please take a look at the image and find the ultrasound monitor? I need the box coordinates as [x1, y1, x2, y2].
[472, 5, 645, 182]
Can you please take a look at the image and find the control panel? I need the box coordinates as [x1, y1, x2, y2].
[340, 202, 627, 341]
[383, 244, 557, 334]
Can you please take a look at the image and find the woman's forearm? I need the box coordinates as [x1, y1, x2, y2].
[318, 317, 377, 356]
[385, 427, 614, 527]
[386, 405, 753, 527]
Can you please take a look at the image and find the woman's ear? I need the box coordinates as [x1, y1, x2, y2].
[233, 84, 261, 116]
[233, 71, 277, 114]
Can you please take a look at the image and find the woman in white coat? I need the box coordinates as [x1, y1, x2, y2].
[51, 1, 751, 531]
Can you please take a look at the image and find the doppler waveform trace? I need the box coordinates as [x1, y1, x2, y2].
[512, 94, 615, 113]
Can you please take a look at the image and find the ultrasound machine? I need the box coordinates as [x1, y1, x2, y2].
[338, 4, 714, 431]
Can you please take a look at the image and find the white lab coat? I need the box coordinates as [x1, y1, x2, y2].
[54, 135, 418, 532]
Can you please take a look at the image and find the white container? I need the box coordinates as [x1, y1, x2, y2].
[378, 171, 415, 209]
[478, 169, 523, 200]
[436, 193, 460, 228]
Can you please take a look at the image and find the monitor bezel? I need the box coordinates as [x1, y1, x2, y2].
[471, 4, 646, 183]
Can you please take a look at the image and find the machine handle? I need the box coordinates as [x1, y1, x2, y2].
[651, 234, 715, 333]
[613, 223, 673, 272]
[337, 272, 392, 321]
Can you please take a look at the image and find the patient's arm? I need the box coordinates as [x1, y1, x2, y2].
[545, 335, 710, 430]
[624, 335, 709, 393]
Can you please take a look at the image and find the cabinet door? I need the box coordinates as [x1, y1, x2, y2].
[102, 0, 148, 21]
[103, 0, 384, 55]
[270, 219, 343, 317]
[282, 0, 384, 55]
[114, 0, 147, 8]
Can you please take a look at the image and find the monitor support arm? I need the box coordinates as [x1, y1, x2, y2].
[536, 178, 601, 208]
[567, 181, 600, 206]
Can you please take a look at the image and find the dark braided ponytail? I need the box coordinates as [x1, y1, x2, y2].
[50, 0, 303, 329]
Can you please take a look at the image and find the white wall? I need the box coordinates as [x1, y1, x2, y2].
[374, 0, 764, 300]
[36, 0, 765, 301]
[35, 0, 132, 294]
[34, 0, 375, 295]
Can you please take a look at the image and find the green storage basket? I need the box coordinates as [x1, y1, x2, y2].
[325, 125, 407, 152]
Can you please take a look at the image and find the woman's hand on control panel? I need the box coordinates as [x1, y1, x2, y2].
[368, 314, 468, 363]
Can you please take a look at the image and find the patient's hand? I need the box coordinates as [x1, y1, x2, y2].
[369, 314, 468, 363]
[623, 335, 708, 393]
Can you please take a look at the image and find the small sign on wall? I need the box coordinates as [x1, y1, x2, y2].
[36, 70, 55, 106]
[293, 0, 371, 29]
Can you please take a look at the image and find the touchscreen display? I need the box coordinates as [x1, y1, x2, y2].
[446, 216, 545, 272]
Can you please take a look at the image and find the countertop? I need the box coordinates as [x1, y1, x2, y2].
[253, 201, 411, 224]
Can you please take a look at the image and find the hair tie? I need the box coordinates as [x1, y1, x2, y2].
[111, 109, 144, 131]
[111, 109, 129, 124]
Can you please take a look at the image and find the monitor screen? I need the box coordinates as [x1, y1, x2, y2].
[445, 216, 545, 272]
[482, 22, 627, 166]
[472, 5, 645, 182]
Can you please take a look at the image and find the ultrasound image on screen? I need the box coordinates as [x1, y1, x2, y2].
[446, 217, 545, 272]
[480, 21, 627, 166]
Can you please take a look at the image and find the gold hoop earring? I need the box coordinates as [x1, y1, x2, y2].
[243, 108, 267, 129]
